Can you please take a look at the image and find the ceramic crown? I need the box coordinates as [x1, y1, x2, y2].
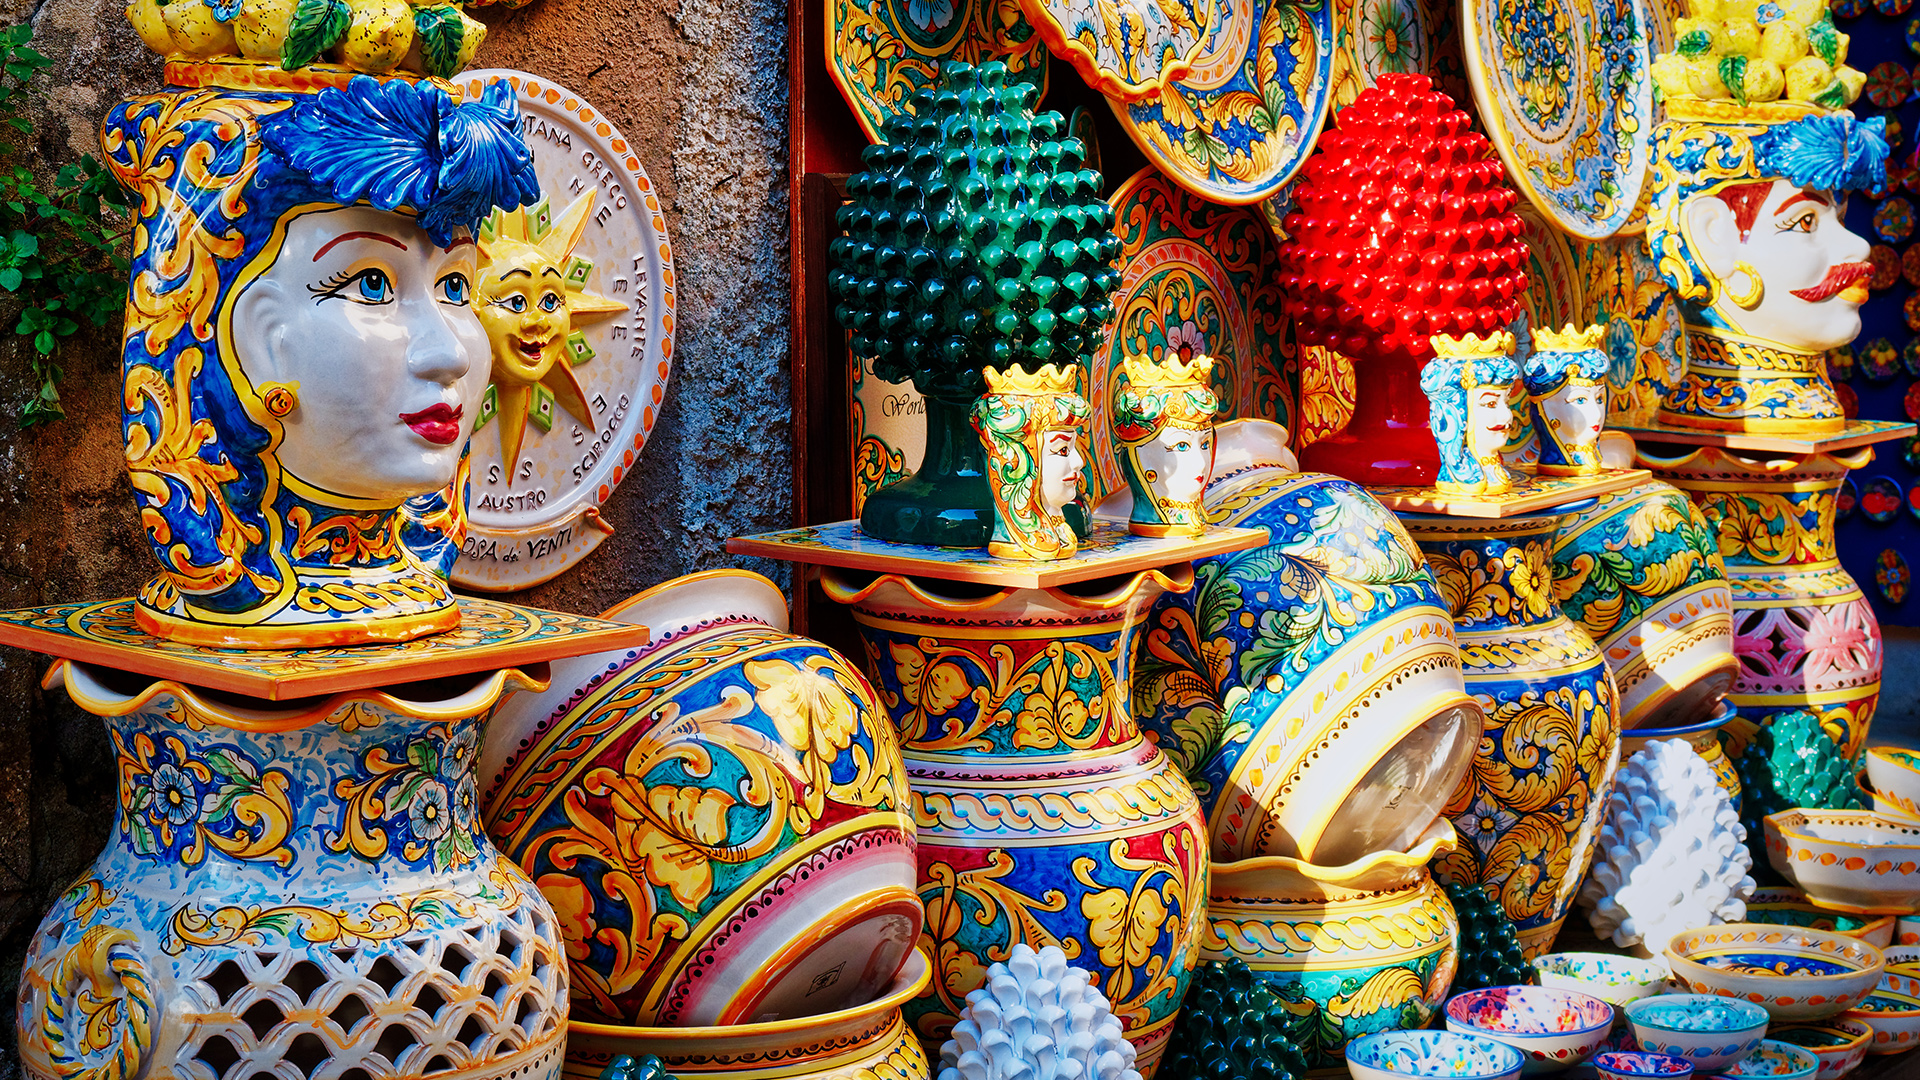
[1430, 331, 1516, 361]
[1121, 353, 1214, 390]
[984, 362, 1084, 398]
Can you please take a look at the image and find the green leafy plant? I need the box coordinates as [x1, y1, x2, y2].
[0, 24, 132, 426]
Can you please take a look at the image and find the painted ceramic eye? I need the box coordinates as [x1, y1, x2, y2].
[506, 294, 528, 313]
[437, 273, 470, 305]
[354, 269, 392, 303]
[540, 291, 563, 313]
[1172, 440, 1192, 452]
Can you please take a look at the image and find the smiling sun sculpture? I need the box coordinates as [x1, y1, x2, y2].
[475, 189, 628, 471]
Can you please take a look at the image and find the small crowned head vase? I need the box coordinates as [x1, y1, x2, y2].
[1421, 331, 1520, 496]
[1645, 5, 1887, 434]
[103, 72, 540, 647]
[1114, 354, 1220, 538]
[1523, 325, 1610, 478]
[971, 363, 1090, 561]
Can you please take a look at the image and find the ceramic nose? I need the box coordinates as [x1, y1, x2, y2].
[406, 298, 474, 385]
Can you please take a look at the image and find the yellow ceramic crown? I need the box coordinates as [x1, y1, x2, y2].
[1121, 353, 1215, 390]
[1532, 324, 1606, 352]
[983, 362, 1082, 396]
[1651, 0, 1861, 109]
[1429, 331, 1516, 360]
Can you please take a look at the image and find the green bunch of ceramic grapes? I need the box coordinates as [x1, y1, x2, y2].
[1736, 711, 1863, 883]
[1159, 958, 1310, 1080]
[829, 60, 1120, 401]
[1442, 881, 1529, 992]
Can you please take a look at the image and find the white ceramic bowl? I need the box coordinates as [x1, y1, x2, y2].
[1532, 953, 1669, 1008]
[1664, 923, 1885, 1022]
[1345, 1029, 1525, 1080]
[1622, 995, 1769, 1073]
[1445, 986, 1614, 1075]
[1842, 967, 1920, 1055]
[1768, 1019, 1871, 1080]
[1764, 810, 1920, 916]
[1865, 747, 1920, 819]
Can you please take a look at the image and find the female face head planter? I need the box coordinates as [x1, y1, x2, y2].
[972, 364, 1091, 562]
[1421, 332, 1521, 496]
[1524, 327, 1612, 476]
[1115, 354, 1222, 537]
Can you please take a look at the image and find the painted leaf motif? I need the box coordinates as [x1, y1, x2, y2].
[414, 5, 465, 79]
[280, 0, 351, 70]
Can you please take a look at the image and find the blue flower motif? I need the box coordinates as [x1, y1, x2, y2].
[906, 0, 953, 33]
[408, 780, 452, 841]
[441, 725, 480, 781]
[151, 763, 200, 826]
[453, 773, 479, 830]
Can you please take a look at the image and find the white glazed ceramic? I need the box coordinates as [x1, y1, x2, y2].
[1841, 967, 1920, 1055]
[1444, 986, 1615, 1075]
[1864, 747, 1920, 821]
[1531, 953, 1669, 1009]
[937, 944, 1138, 1080]
[1344, 1029, 1526, 1080]
[1664, 924, 1885, 1022]
[1768, 1019, 1871, 1080]
[1623, 995, 1769, 1073]
[1763, 810, 1920, 916]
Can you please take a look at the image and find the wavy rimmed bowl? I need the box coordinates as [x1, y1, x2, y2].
[1665, 924, 1885, 1022]
[1531, 953, 1669, 1009]
[1444, 986, 1614, 1074]
[1767, 1019, 1872, 1080]
[1345, 1029, 1525, 1080]
[1622, 995, 1769, 1073]
[1764, 810, 1920, 916]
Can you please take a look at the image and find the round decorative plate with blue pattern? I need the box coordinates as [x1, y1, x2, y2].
[1462, 0, 1654, 240]
[1113, 0, 1337, 205]
[827, 0, 1050, 143]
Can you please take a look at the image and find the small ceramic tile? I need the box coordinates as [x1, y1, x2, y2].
[1907, 483, 1920, 522]
[1907, 294, 1920, 333]
[1832, 0, 1866, 17]
[1910, 16, 1920, 55]
[1881, 0, 1916, 18]
[1906, 382, 1920, 423]
[1864, 477, 1904, 524]
[1838, 477, 1860, 522]
[1884, 551, 1913, 605]
[1872, 245, 1902, 290]
[1905, 435, 1920, 469]
[1830, 344, 1857, 382]
[1903, 339, 1920, 379]
[1906, 246, 1920, 288]
[1864, 337, 1902, 381]
[1869, 62, 1912, 109]
[1881, 198, 1917, 245]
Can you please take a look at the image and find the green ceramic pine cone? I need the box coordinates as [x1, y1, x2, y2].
[828, 60, 1121, 401]
[1441, 881, 1529, 992]
[1159, 958, 1310, 1080]
[597, 1057, 671, 1080]
[1736, 710, 1864, 884]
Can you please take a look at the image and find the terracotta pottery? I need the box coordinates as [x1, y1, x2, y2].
[1402, 511, 1623, 959]
[1552, 479, 1737, 731]
[16, 661, 568, 1080]
[822, 567, 1210, 1073]
[1618, 700, 1744, 811]
[481, 570, 920, 1028]
[1637, 446, 1882, 758]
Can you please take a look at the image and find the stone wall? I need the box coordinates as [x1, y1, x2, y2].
[0, 0, 791, 1068]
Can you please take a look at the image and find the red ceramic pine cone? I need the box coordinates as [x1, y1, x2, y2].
[1279, 73, 1531, 368]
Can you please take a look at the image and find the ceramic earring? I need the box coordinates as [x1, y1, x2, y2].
[1523, 325, 1611, 477]
[971, 363, 1090, 561]
[1115, 354, 1220, 537]
[1420, 332, 1520, 496]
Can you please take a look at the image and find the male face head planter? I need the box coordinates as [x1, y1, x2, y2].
[1523, 325, 1611, 477]
[103, 76, 540, 646]
[1114, 354, 1221, 537]
[1421, 332, 1521, 496]
[972, 364, 1090, 561]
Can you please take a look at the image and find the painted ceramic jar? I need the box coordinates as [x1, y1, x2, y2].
[1637, 445, 1881, 758]
[1402, 511, 1623, 959]
[564, 949, 933, 1080]
[1133, 462, 1481, 867]
[822, 568, 1209, 1073]
[16, 660, 567, 1080]
[481, 570, 920, 1028]
[1551, 479, 1737, 730]
[1198, 822, 1462, 1072]
[1618, 701, 1744, 811]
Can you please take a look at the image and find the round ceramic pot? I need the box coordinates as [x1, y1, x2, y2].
[564, 948, 933, 1080]
[16, 661, 568, 1080]
[823, 568, 1209, 1073]
[1198, 820, 1461, 1072]
[1618, 701, 1743, 812]
[1551, 479, 1736, 731]
[1637, 446, 1882, 758]
[481, 570, 920, 1028]
[1402, 511, 1623, 959]
[1135, 464, 1481, 866]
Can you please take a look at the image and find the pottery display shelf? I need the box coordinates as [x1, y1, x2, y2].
[1613, 419, 1919, 456]
[1367, 467, 1652, 518]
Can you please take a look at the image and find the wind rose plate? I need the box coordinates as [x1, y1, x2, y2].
[828, 0, 1049, 143]
[1017, 0, 1215, 99]
[1114, 0, 1336, 205]
[1089, 167, 1292, 501]
[1462, 0, 1655, 239]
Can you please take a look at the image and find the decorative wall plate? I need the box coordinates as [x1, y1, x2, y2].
[1113, 0, 1336, 205]
[1614, 0, 1683, 235]
[455, 72, 676, 592]
[827, 0, 1050, 143]
[1517, 200, 1585, 333]
[1461, 0, 1654, 239]
[1089, 167, 1291, 500]
[1328, 0, 1438, 110]
[1017, 0, 1214, 100]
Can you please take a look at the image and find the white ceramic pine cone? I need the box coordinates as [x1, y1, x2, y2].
[937, 945, 1142, 1080]
[1578, 738, 1753, 957]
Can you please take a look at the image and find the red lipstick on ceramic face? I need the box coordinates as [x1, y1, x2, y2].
[400, 403, 463, 445]
[1790, 261, 1873, 303]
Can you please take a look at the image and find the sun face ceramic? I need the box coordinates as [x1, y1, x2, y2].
[973, 363, 1092, 561]
[1664, 923, 1886, 1021]
[1523, 326, 1610, 477]
[1423, 332, 1522, 496]
[1345, 1029, 1525, 1080]
[1764, 810, 1920, 916]
[1461, 0, 1653, 239]
[1623, 995, 1771, 1073]
[826, 0, 1049, 143]
[1114, 354, 1219, 537]
[1443, 986, 1615, 1074]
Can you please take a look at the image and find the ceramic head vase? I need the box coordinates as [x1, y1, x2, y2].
[971, 363, 1091, 561]
[102, 73, 540, 647]
[1115, 353, 1220, 538]
[1645, 6, 1886, 434]
[1523, 326, 1610, 478]
[1421, 332, 1520, 496]
[937, 944, 1142, 1080]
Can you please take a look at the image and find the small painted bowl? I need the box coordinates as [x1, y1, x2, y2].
[1708, 1039, 1818, 1079]
[1446, 986, 1616, 1074]
[1764, 810, 1920, 916]
[1841, 968, 1920, 1055]
[1744, 888, 1897, 949]
[1346, 1029, 1526, 1080]
[1534, 954, 1670, 1009]
[1665, 924, 1886, 1021]
[1864, 747, 1920, 819]
[1898, 915, 1919, 948]
[1767, 1019, 1871, 1080]
[1623, 994, 1770, 1072]
[1590, 1050, 1693, 1080]
[1857, 768, 1920, 826]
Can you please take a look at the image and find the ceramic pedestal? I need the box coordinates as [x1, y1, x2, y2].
[16, 661, 568, 1080]
[1402, 511, 1623, 959]
[1638, 446, 1881, 758]
[823, 567, 1210, 1075]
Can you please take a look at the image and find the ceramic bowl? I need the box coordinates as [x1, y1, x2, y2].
[1841, 968, 1920, 1055]
[1533, 953, 1670, 1008]
[1345, 1029, 1526, 1080]
[1665, 924, 1886, 1021]
[1589, 1050, 1693, 1080]
[1864, 747, 1920, 819]
[1764, 810, 1920, 916]
[1744, 888, 1897, 949]
[1622, 994, 1769, 1072]
[1707, 1040, 1818, 1079]
[1767, 1019, 1871, 1080]
[1445, 986, 1615, 1074]
[1857, 771, 1920, 826]
[1898, 915, 1920, 948]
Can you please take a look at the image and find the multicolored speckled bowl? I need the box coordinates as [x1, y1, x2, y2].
[1532, 953, 1669, 1009]
[1709, 1040, 1818, 1080]
[1622, 994, 1769, 1073]
[1445, 986, 1615, 1075]
[1345, 1029, 1526, 1080]
[1590, 1050, 1693, 1080]
[1664, 924, 1885, 1021]
[1768, 1019, 1871, 1080]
